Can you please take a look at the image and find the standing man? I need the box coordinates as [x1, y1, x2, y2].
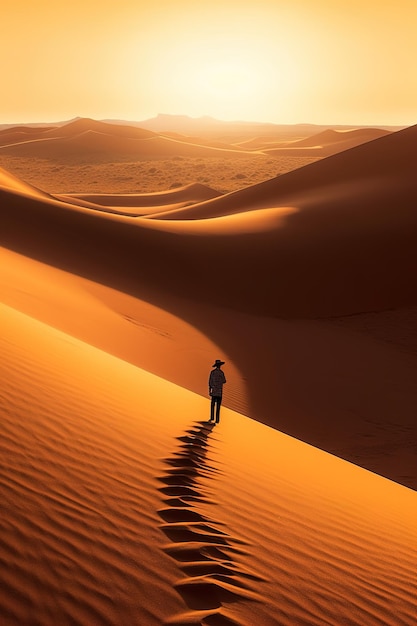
[208, 359, 226, 423]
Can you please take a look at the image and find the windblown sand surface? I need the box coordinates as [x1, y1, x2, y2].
[1, 120, 416, 624]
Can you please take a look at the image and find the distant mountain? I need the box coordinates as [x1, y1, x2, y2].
[131, 114, 404, 141]
[134, 114, 325, 139]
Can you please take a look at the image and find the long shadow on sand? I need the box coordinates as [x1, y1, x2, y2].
[157, 420, 263, 626]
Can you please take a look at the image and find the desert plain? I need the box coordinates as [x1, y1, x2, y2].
[0, 116, 416, 625]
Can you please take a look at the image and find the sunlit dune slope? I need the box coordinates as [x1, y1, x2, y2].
[1, 126, 417, 319]
[1, 245, 415, 489]
[1, 302, 416, 626]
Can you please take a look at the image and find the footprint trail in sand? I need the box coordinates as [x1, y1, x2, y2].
[157, 421, 263, 626]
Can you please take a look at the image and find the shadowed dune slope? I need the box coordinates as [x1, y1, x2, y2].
[1, 302, 416, 625]
[0, 125, 417, 319]
[0, 177, 411, 319]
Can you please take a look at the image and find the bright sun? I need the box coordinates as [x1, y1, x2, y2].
[176, 48, 272, 120]
[138, 21, 299, 121]
[201, 60, 254, 100]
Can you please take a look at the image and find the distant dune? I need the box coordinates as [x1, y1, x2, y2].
[0, 118, 416, 625]
[0, 125, 55, 146]
[43, 117, 156, 140]
[0, 118, 155, 150]
[290, 127, 391, 147]
[261, 127, 392, 156]
[0, 119, 396, 165]
[0, 118, 262, 163]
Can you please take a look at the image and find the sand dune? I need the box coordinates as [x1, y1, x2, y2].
[0, 118, 155, 146]
[1, 119, 416, 624]
[1, 302, 416, 625]
[289, 127, 391, 147]
[262, 128, 391, 157]
[0, 119, 261, 164]
[235, 127, 390, 154]
[1, 119, 388, 164]
[0, 125, 55, 146]
[1, 242, 415, 490]
[0, 131, 258, 163]
[64, 183, 222, 208]
[0, 123, 416, 483]
[1, 126, 417, 317]
[143, 124, 416, 220]
[43, 117, 156, 140]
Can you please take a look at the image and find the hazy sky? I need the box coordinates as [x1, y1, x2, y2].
[2, 0, 416, 125]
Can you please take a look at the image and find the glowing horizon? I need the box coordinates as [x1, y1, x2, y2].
[2, 0, 416, 127]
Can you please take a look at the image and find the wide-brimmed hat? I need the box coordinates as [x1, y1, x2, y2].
[212, 359, 225, 367]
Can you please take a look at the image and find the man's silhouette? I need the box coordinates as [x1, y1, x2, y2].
[208, 359, 226, 423]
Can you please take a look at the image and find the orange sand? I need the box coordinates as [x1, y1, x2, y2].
[0, 119, 416, 624]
